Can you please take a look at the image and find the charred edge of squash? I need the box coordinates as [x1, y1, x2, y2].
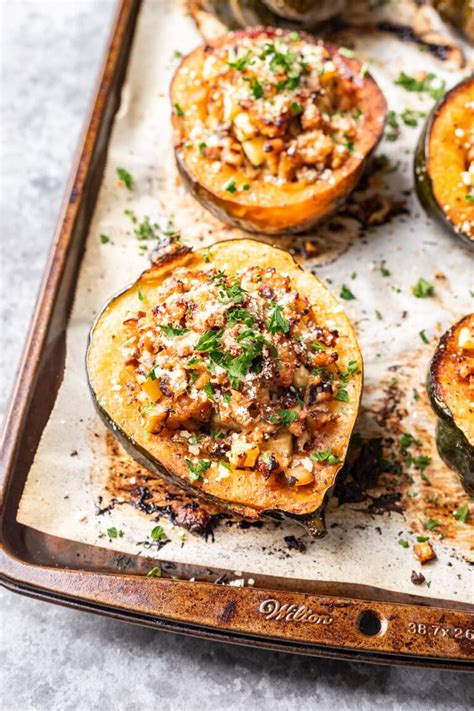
[171, 28, 387, 235]
[414, 76, 474, 252]
[86, 240, 362, 536]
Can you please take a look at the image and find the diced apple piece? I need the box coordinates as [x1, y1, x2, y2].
[233, 112, 256, 141]
[242, 136, 266, 166]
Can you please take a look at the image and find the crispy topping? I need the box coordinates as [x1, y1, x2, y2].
[121, 264, 357, 486]
[180, 32, 363, 186]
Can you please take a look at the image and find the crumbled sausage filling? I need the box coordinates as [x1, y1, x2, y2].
[179, 32, 364, 186]
[120, 264, 359, 487]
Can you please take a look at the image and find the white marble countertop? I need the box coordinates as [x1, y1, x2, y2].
[0, 2, 472, 709]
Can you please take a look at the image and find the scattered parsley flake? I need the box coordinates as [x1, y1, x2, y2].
[424, 517, 440, 531]
[278, 409, 298, 426]
[150, 525, 166, 541]
[412, 278, 433, 298]
[159, 324, 189, 337]
[398, 539, 409, 548]
[99, 234, 110, 244]
[340, 284, 356, 301]
[137, 286, 145, 302]
[453, 504, 469, 524]
[185, 458, 212, 482]
[311, 448, 342, 465]
[116, 167, 134, 190]
[394, 71, 446, 100]
[465, 194, 474, 204]
[174, 102, 184, 117]
[204, 383, 215, 401]
[419, 329, 429, 344]
[146, 566, 162, 578]
[107, 527, 123, 539]
[223, 178, 237, 193]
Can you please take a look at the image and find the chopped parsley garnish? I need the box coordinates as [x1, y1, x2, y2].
[423, 517, 440, 531]
[385, 110, 400, 141]
[416, 535, 429, 543]
[267, 303, 289, 334]
[311, 448, 342, 465]
[185, 458, 212, 482]
[137, 286, 145, 302]
[150, 525, 166, 541]
[335, 385, 349, 403]
[413, 455, 431, 472]
[419, 329, 429, 344]
[400, 108, 425, 127]
[375, 309, 383, 320]
[174, 102, 184, 117]
[278, 409, 299, 426]
[146, 566, 162, 578]
[159, 324, 189, 337]
[99, 234, 110, 245]
[223, 178, 237, 193]
[291, 101, 302, 114]
[340, 284, 356, 300]
[380, 265, 390, 277]
[227, 308, 255, 326]
[412, 278, 433, 298]
[453, 503, 469, 524]
[227, 49, 252, 71]
[195, 329, 224, 352]
[250, 78, 264, 99]
[465, 194, 474, 204]
[312, 341, 328, 352]
[394, 71, 445, 100]
[223, 393, 231, 404]
[398, 539, 409, 548]
[204, 383, 215, 401]
[116, 167, 134, 190]
[198, 142, 207, 156]
[107, 527, 123, 539]
[242, 183, 251, 191]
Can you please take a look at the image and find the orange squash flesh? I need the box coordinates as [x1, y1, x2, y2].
[415, 76, 474, 248]
[170, 28, 387, 234]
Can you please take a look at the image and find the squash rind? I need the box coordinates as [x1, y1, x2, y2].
[427, 314, 474, 493]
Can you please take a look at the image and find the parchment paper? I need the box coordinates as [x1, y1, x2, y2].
[18, 0, 473, 601]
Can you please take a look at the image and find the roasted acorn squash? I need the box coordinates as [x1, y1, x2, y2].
[170, 27, 387, 234]
[87, 240, 362, 535]
[414, 76, 474, 250]
[427, 314, 474, 493]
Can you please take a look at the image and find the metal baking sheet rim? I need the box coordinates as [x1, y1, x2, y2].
[0, 0, 472, 669]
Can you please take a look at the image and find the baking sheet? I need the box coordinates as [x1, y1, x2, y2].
[17, 0, 473, 601]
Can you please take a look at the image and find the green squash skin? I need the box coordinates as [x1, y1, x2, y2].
[427, 363, 474, 495]
[85, 242, 365, 537]
[414, 78, 474, 252]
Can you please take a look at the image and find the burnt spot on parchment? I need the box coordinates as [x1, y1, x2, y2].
[335, 356, 473, 563]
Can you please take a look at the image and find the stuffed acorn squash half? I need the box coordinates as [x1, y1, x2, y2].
[415, 76, 474, 250]
[87, 240, 363, 535]
[427, 314, 474, 494]
[170, 27, 387, 234]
